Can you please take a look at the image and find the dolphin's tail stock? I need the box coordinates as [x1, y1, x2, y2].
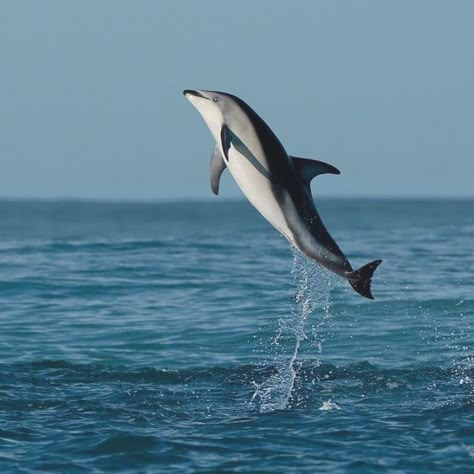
[347, 259, 383, 299]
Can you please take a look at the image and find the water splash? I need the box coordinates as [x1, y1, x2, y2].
[251, 249, 337, 412]
[419, 298, 474, 401]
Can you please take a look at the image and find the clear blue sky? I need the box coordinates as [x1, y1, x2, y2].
[1, 1, 473, 200]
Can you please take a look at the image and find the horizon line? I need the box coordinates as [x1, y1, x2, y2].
[0, 195, 473, 204]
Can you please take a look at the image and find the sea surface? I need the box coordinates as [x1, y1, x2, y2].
[0, 198, 472, 473]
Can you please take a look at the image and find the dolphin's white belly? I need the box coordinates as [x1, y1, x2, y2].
[225, 145, 295, 243]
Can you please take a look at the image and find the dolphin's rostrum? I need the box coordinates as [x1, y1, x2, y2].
[184, 89, 382, 299]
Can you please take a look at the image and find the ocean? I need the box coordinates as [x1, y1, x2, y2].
[0, 198, 472, 473]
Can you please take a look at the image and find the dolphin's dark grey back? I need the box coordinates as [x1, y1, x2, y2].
[223, 92, 352, 272]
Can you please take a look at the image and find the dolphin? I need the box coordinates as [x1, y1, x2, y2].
[183, 89, 382, 299]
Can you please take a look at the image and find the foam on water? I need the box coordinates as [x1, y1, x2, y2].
[319, 399, 340, 411]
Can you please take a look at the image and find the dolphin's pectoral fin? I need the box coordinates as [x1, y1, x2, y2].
[291, 156, 340, 185]
[210, 145, 227, 195]
[220, 125, 232, 161]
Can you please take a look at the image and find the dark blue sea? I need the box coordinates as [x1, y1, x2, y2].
[0, 199, 472, 473]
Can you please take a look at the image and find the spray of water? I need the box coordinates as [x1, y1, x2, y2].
[251, 249, 337, 412]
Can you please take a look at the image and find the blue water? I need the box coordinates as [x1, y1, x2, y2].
[0, 199, 472, 473]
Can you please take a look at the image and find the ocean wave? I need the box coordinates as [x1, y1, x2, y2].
[2, 359, 472, 389]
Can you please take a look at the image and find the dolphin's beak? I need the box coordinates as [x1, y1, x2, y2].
[183, 89, 209, 100]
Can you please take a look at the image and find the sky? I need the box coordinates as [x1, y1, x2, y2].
[1, 1, 473, 200]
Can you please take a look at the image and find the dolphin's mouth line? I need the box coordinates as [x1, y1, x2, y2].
[183, 90, 209, 100]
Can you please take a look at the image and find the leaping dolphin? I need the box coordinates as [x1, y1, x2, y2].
[183, 89, 382, 299]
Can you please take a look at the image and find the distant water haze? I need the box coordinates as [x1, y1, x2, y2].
[1, 1, 473, 200]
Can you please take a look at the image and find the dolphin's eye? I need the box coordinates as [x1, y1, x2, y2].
[212, 97, 219, 102]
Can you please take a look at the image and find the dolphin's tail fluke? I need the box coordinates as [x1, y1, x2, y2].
[347, 259, 383, 300]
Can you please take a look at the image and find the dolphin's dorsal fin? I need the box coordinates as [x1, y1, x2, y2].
[210, 145, 227, 195]
[291, 156, 340, 185]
